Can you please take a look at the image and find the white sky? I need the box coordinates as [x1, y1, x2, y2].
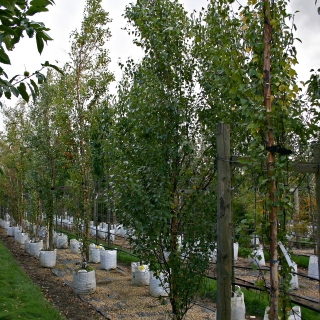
[1, 0, 320, 123]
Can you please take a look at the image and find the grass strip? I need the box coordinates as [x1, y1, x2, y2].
[0, 241, 65, 320]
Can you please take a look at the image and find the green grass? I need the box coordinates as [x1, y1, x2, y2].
[0, 241, 65, 320]
[197, 277, 320, 320]
[291, 254, 309, 269]
[116, 248, 139, 264]
[198, 277, 217, 301]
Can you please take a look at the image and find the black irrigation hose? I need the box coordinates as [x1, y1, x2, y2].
[192, 301, 216, 314]
[225, 263, 320, 283]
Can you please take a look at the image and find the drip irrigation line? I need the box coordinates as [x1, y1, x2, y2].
[192, 301, 216, 314]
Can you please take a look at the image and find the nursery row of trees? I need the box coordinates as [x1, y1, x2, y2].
[0, 0, 319, 319]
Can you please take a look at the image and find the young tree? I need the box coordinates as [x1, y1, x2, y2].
[26, 71, 67, 250]
[115, 1, 216, 318]
[59, 0, 114, 262]
[0, 101, 32, 229]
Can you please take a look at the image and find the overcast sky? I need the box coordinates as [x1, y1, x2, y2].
[2, 0, 320, 113]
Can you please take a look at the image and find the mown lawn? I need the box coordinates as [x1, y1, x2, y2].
[0, 241, 65, 320]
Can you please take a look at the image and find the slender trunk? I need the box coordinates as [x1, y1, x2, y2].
[170, 214, 179, 319]
[170, 159, 180, 320]
[170, 198, 179, 318]
[263, 1, 279, 318]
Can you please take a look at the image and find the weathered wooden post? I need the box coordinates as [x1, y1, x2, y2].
[314, 144, 320, 287]
[216, 123, 232, 320]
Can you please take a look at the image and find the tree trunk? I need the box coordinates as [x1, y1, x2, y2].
[262, 0, 279, 318]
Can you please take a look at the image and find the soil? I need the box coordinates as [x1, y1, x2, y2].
[0, 228, 217, 320]
[0, 228, 105, 320]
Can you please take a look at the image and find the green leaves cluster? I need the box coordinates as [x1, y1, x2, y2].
[0, 0, 60, 105]
[114, 1, 218, 318]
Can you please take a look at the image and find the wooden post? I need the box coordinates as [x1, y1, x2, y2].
[314, 144, 320, 287]
[216, 123, 232, 320]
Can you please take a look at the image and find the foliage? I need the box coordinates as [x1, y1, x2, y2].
[25, 71, 68, 249]
[55, 0, 114, 261]
[0, 101, 30, 228]
[0, 0, 62, 104]
[114, 1, 217, 318]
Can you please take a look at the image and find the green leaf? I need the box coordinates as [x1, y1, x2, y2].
[27, 82, 36, 101]
[4, 89, 11, 99]
[17, 82, 29, 102]
[9, 74, 19, 83]
[0, 0, 17, 10]
[35, 71, 45, 84]
[26, 27, 35, 38]
[40, 31, 53, 41]
[11, 86, 19, 97]
[30, 0, 53, 6]
[48, 63, 64, 75]
[0, 46, 11, 64]
[0, 25, 16, 35]
[26, 5, 49, 16]
[36, 32, 44, 54]
[30, 79, 39, 95]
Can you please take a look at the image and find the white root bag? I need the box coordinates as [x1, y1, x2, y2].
[248, 245, 265, 267]
[56, 234, 68, 249]
[231, 286, 246, 320]
[39, 250, 57, 268]
[149, 271, 169, 297]
[70, 239, 81, 254]
[131, 262, 149, 286]
[308, 255, 319, 279]
[14, 227, 22, 241]
[233, 242, 239, 261]
[288, 306, 302, 320]
[90, 226, 97, 237]
[264, 306, 301, 320]
[14, 230, 22, 243]
[100, 249, 117, 270]
[98, 228, 106, 239]
[73, 270, 96, 295]
[24, 239, 31, 254]
[1, 220, 10, 229]
[250, 235, 260, 247]
[89, 245, 105, 263]
[18, 233, 29, 245]
[290, 262, 299, 290]
[29, 240, 43, 257]
[7, 226, 14, 237]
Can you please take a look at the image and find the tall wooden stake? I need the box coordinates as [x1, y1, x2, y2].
[216, 123, 232, 320]
[262, 1, 279, 318]
[314, 144, 320, 291]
